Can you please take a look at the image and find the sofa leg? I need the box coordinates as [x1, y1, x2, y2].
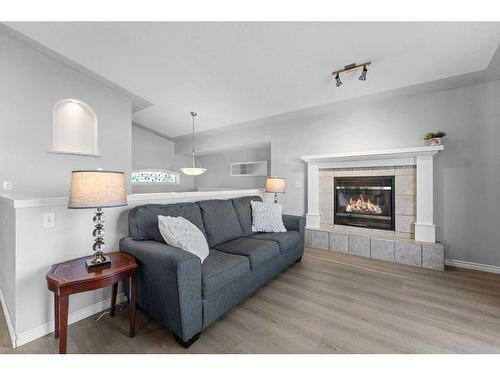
[175, 332, 201, 348]
[295, 257, 302, 263]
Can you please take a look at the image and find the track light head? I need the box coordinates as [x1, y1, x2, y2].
[335, 73, 343, 87]
[359, 65, 368, 81]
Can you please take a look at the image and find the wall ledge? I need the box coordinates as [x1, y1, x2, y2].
[47, 150, 102, 158]
[0, 189, 262, 209]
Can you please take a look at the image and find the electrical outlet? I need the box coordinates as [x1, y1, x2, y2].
[43, 213, 55, 228]
[295, 180, 302, 188]
[3, 181, 12, 191]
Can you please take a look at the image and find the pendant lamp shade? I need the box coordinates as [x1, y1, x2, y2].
[180, 166, 207, 176]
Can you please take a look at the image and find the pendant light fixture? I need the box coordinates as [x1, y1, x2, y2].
[180, 112, 207, 176]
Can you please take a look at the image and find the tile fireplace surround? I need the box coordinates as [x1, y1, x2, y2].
[321, 167, 412, 236]
[301, 146, 445, 270]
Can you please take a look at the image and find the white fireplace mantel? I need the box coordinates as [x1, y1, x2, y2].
[301, 145, 443, 243]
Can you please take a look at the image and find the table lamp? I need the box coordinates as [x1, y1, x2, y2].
[265, 177, 286, 204]
[68, 170, 127, 270]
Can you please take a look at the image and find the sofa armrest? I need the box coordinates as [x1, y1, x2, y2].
[282, 215, 305, 259]
[282, 214, 305, 233]
[119, 237, 202, 341]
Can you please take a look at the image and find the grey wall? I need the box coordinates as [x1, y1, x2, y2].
[131, 125, 194, 193]
[0, 32, 132, 198]
[175, 79, 500, 267]
[195, 145, 270, 190]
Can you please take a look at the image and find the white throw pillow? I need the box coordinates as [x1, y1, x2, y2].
[251, 200, 287, 233]
[158, 215, 209, 263]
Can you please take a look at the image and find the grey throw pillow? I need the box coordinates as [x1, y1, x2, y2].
[251, 201, 286, 233]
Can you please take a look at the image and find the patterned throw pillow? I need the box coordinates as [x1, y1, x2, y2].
[251, 201, 287, 233]
[158, 215, 209, 262]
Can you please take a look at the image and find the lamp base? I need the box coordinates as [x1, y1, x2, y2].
[86, 255, 112, 271]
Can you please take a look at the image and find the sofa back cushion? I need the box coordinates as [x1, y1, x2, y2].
[129, 202, 206, 242]
[196, 199, 244, 247]
[231, 195, 263, 236]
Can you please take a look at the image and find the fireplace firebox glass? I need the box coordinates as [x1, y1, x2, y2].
[334, 176, 394, 230]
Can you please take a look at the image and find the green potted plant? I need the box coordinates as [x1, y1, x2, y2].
[424, 130, 446, 145]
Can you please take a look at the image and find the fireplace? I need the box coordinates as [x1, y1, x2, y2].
[334, 176, 395, 230]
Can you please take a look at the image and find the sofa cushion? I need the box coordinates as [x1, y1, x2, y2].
[231, 195, 263, 236]
[249, 231, 300, 253]
[128, 202, 206, 243]
[214, 237, 280, 270]
[196, 199, 244, 247]
[201, 249, 250, 297]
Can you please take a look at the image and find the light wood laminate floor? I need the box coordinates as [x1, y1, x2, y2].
[2, 247, 500, 354]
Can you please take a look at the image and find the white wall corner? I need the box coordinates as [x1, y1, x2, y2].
[0, 287, 16, 348]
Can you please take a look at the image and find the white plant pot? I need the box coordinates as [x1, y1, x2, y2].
[429, 138, 442, 145]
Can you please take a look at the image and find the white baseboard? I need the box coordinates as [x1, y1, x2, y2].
[15, 293, 127, 348]
[445, 259, 500, 274]
[0, 286, 16, 348]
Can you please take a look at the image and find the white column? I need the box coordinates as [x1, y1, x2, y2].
[306, 163, 320, 228]
[415, 154, 436, 242]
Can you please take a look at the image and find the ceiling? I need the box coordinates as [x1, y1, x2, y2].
[6, 22, 500, 137]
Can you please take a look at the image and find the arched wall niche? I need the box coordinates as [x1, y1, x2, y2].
[51, 99, 99, 156]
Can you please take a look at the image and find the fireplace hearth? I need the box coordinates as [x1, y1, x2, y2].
[334, 176, 395, 230]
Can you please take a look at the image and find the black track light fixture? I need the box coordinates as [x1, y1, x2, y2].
[335, 73, 342, 87]
[331, 61, 371, 87]
[359, 65, 368, 81]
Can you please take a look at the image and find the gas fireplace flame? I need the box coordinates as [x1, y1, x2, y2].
[346, 194, 382, 215]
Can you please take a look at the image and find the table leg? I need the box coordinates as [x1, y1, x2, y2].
[110, 283, 118, 317]
[59, 295, 69, 354]
[129, 275, 136, 337]
[54, 293, 60, 339]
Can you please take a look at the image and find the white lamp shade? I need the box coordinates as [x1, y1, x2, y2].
[180, 167, 207, 176]
[265, 177, 286, 193]
[68, 170, 127, 209]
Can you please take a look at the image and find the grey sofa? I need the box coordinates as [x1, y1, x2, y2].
[119, 195, 305, 348]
